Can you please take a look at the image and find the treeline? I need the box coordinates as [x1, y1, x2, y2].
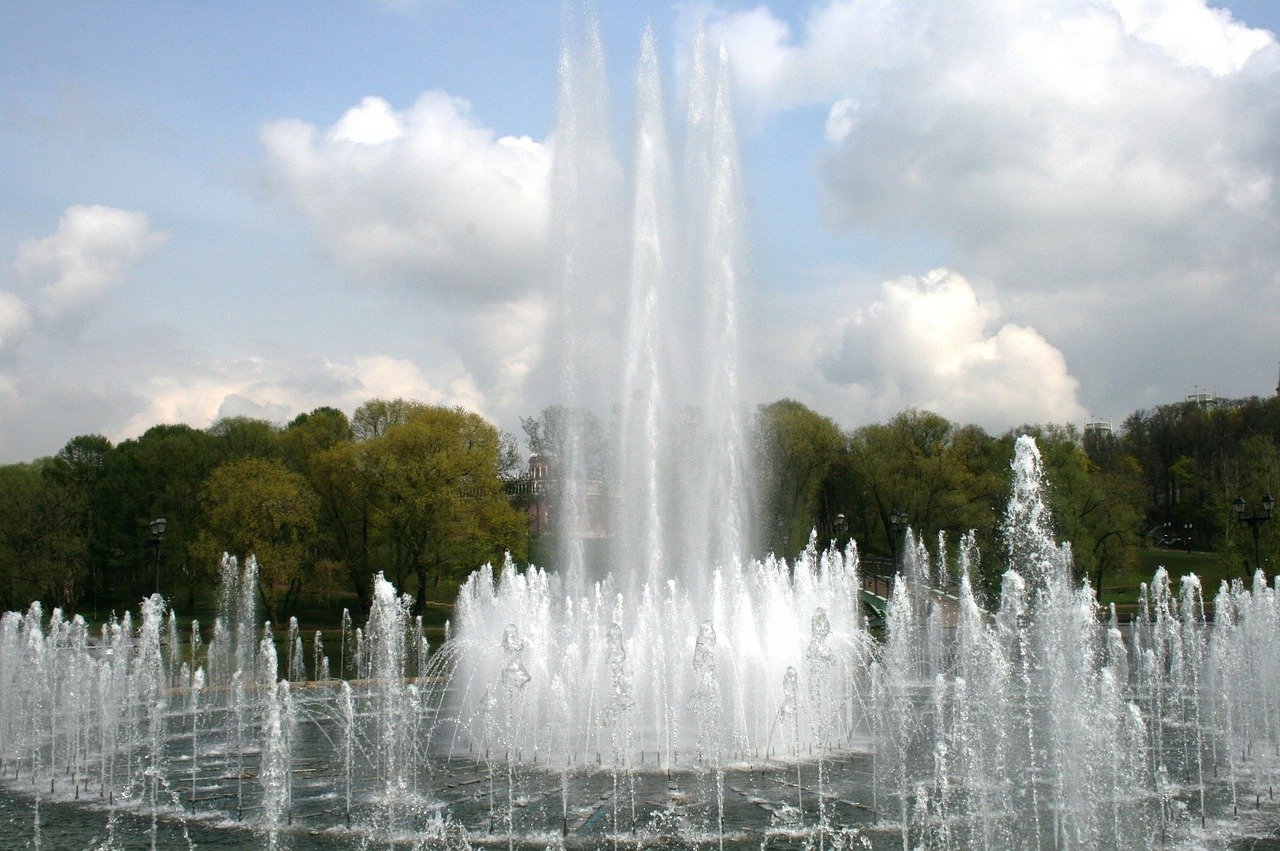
[756, 395, 1279, 598]
[0, 400, 526, 620]
[1, 393, 1276, 620]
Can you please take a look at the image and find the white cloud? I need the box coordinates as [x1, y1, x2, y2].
[115, 353, 491, 443]
[699, 0, 1280, 413]
[695, 0, 1280, 295]
[12, 205, 166, 319]
[0, 291, 31, 351]
[445, 296, 548, 418]
[1110, 0, 1274, 75]
[261, 92, 551, 301]
[816, 270, 1086, 430]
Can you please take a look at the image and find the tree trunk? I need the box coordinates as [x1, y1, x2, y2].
[414, 564, 427, 616]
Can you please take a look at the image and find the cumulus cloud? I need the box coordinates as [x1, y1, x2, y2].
[13, 205, 166, 320]
[1111, 0, 1274, 75]
[117, 353, 489, 442]
[261, 92, 551, 300]
[817, 270, 1086, 430]
[698, 0, 1280, 411]
[694, 0, 1279, 288]
[0, 291, 31, 351]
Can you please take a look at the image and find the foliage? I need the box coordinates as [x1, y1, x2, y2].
[753, 400, 844, 557]
[844, 411, 1004, 578]
[194, 457, 320, 623]
[0, 389, 1273, 623]
[0, 461, 87, 610]
[364, 406, 528, 612]
[1013, 424, 1148, 597]
[520, 404, 607, 478]
[352, 398, 427, 441]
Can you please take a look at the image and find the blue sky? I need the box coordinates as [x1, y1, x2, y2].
[1, 0, 1278, 461]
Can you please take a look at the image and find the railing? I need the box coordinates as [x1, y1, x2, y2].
[860, 556, 897, 601]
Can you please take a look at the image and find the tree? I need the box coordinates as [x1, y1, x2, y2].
[846, 411, 1002, 582]
[365, 406, 527, 613]
[352, 398, 428, 441]
[208, 416, 280, 461]
[1213, 435, 1279, 576]
[44, 435, 114, 614]
[278, 407, 362, 604]
[1019, 425, 1148, 597]
[194, 457, 320, 623]
[753, 400, 844, 557]
[1122, 395, 1279, 562]
[97, 424, 222, 606]
[307, 438, 379, 609]
[520, 404, 607, 477]
[0, 462, 88, 610]
[280, 407, 353, 479]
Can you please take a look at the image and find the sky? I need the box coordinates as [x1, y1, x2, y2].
[1, 0, 1278, 462]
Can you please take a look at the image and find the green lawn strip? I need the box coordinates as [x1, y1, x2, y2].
[1097, 547, 1254, 615]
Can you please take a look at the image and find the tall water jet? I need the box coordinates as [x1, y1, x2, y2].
[684, 37, 752, 577]
[547, 3, 623, 591]
[615, 25, 678, 591]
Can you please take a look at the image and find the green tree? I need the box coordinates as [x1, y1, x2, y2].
[0, 461, 88, 610]
[846, 411, 1002, 582]
[1212, 435, 1279, 576]
[307, 438, 379, 609]
[208, 416, 280, 461]
[520, 404, 607, 477]
[96, 424, 222, 608]
[43, 435, 114, 614]
[194, 457, 320, 623]
[753, 400, 844, 557]
[1019, 425, 1148, 597]
[352, 398, 428, 441]
[365, 406, 527, 613]
[280, 407, 353, 479]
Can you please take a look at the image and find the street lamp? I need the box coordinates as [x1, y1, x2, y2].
[888, 508, 908, 571]
[150, 517, 167, 596]
[1183, 522, 1193, 553]
[1233, 495, 1274, 575]
[834, 512, 847, 546]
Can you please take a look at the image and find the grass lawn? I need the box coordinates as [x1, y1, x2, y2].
[1097, 547, 1259, 616]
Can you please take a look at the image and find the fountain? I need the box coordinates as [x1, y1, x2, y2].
[2, 442, 1280, 847]
[3, 10, 1280, 851]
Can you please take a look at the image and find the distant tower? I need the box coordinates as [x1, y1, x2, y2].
[1186, 390, 1218, 409]
[1084, 418, 1113, 437]
[1275, 362, 1279, 396]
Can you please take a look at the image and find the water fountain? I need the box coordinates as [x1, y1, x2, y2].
[2, 439, 1280, 847]
[2, 10, 1280, 850]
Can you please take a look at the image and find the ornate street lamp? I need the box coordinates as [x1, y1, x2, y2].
[889, 508, 908, 571]
[150, 517, 167, 596]
[1233, 495, 1274, 575]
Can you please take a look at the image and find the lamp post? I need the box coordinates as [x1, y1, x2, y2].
[1183, 522, 1193, 553]
[150, 517, 167, 596]
[1233, 495, 1274, 575]
[834, 512, 847, 548]
[889, 508, 908, 572]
